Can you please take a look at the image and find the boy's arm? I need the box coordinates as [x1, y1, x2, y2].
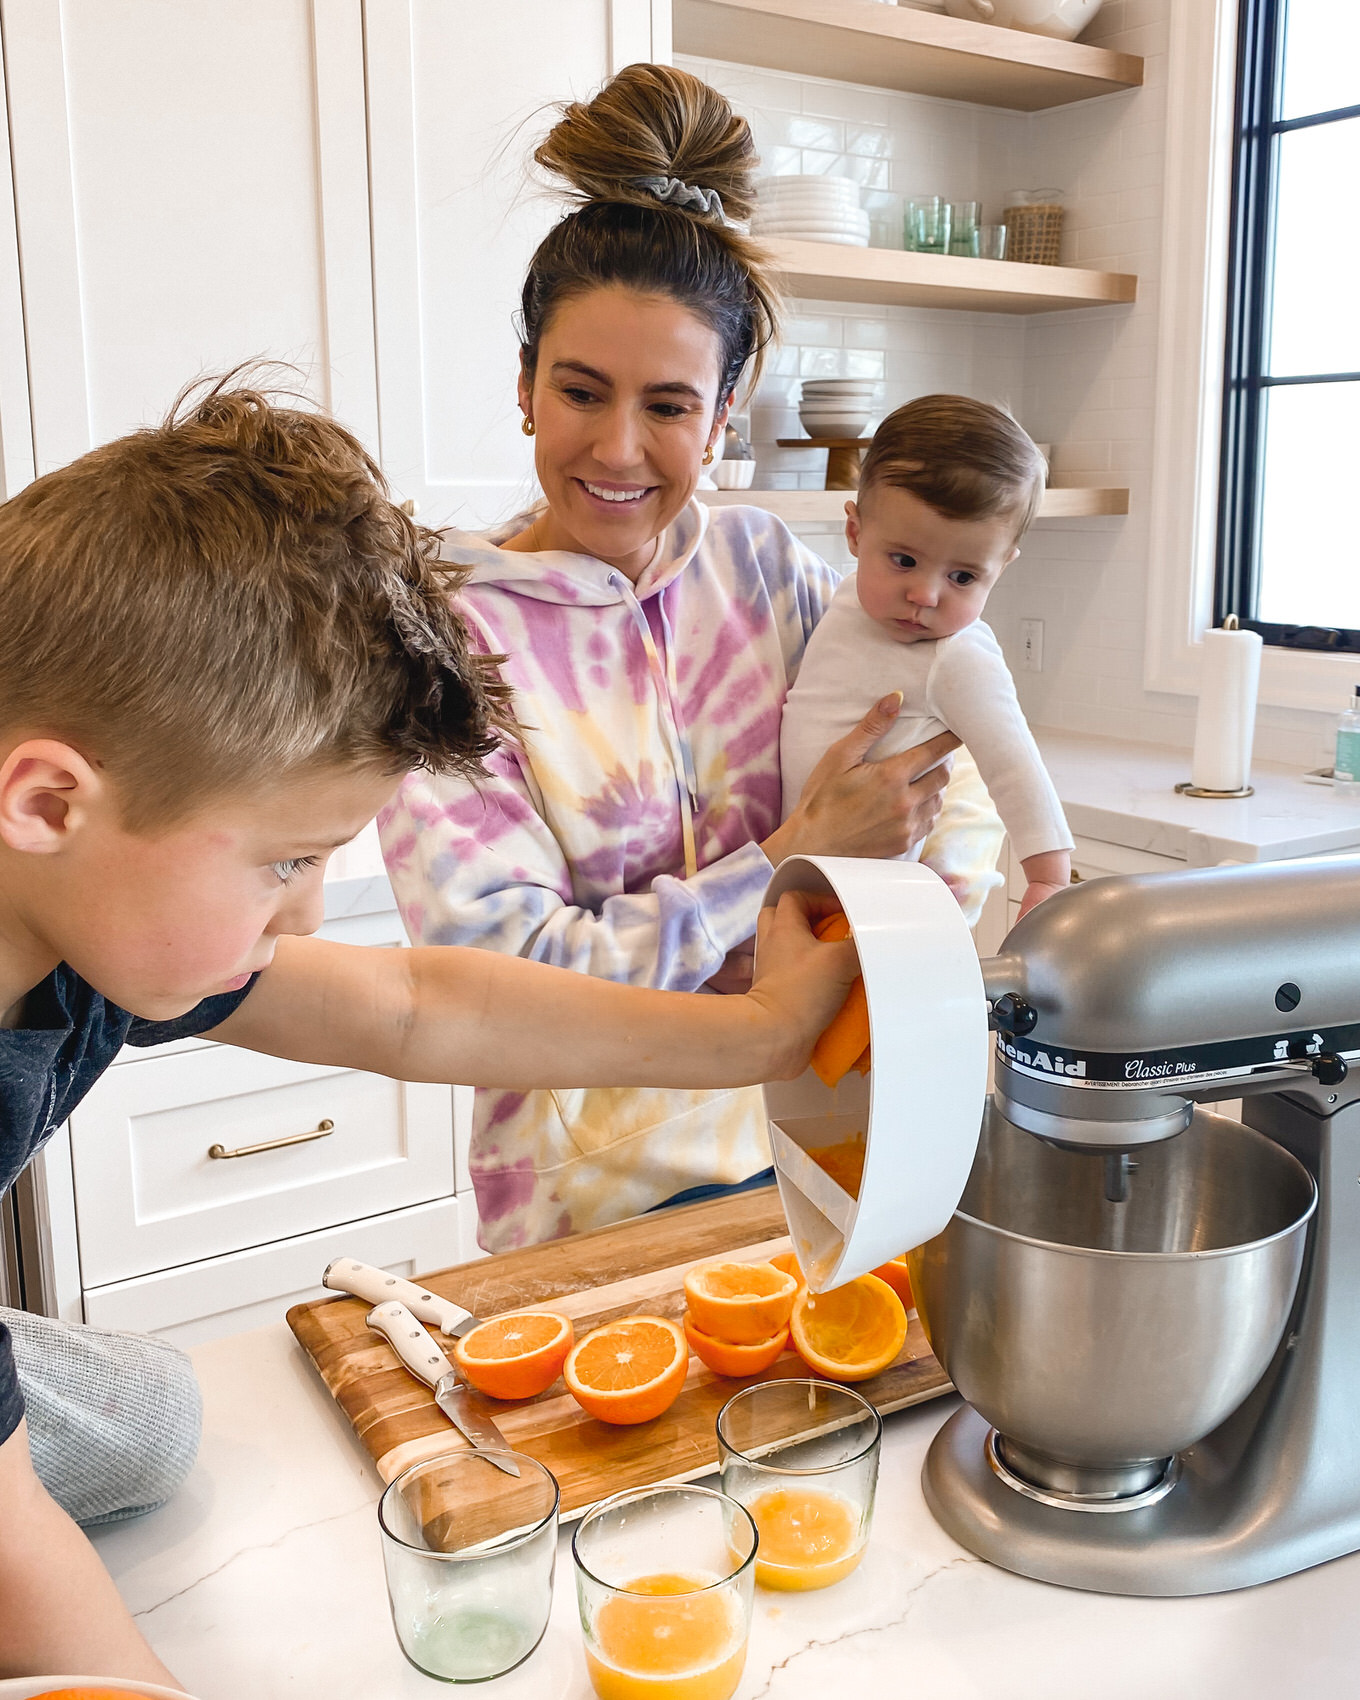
[206, 893, 858, 1087]
[0, 1421, 179, 1682]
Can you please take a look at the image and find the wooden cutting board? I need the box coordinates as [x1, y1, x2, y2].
[288, 1189, 951, 1520]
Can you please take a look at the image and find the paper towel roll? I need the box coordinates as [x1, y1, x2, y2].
[1191, 623, 1264, 792]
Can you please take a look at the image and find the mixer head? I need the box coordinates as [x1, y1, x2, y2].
[979, 854, 1360, 1151]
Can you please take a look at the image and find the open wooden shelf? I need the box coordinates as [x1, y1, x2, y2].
[698, 486, 1130, 522]
[770, 236, 1136, 313]
[674, 0, 1142, 111]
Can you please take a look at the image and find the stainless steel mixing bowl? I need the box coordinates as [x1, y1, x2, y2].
[910, 1103, 1316, 1500]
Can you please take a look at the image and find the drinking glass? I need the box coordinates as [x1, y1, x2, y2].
[717, 1379, 882, 1592]
[574, 1484, 757, 1700]
[378, 1450, 559, 1682]
[948, 200, 981, 257]
[904, 195, 950, 255]
[979, 223, 1008, 261]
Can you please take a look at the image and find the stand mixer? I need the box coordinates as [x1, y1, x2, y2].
[912, 853, 1360, 1596]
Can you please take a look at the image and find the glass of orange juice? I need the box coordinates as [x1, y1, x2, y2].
[716, 1379, 882, 1591]
[573, 1483, 757, 1700]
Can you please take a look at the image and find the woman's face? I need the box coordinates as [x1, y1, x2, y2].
[519, 286, 728, 579]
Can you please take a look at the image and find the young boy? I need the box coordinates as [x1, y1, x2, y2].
[780, 395, 1073, 919]
[0, 376, 857, 1682]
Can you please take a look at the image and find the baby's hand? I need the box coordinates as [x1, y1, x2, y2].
[1017, 880, 1066, 919]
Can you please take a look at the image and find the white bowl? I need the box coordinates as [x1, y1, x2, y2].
[757, 186, 862, 208]
[801, 379, 880, 394]
[753, 211, 870, 232]
[942, 0, 1102, 40]
[799, 411, 873, 439]
[710, 459, 758, 489]
[0, 1682, 198, 1699]
[758, 174, 861, 196]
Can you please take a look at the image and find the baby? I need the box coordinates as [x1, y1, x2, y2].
[780, 394, 1073, 918]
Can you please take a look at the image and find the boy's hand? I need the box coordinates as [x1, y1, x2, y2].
[745, 891, 860, 1079]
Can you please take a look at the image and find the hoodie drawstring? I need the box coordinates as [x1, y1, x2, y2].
[610, 572, 699, 878]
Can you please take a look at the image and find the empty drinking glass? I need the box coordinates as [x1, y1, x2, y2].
[948, 200, 981, 257]
[905, 195, 951, 255]
[979, 223, 1008, 261]
[378, 1450, 559, 1682]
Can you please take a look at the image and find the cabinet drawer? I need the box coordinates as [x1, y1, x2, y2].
[69, 1047, 455, 1286]
[81, 1196, 465, 1349]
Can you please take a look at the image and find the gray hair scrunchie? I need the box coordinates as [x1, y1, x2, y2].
[636, 174, 735, 227]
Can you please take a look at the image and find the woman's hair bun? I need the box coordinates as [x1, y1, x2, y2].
[535, 63, 758, 225]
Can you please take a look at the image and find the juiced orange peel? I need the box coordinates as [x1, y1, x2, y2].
[683, 1260, 798, 1345]
[789, 1272, 907, 1383]
[683, 1312, 790, 1378]
[810, 914, 871, 1086]
[451, 1309, 574, 1400]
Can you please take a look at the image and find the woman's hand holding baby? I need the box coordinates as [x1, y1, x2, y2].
[763, 693, 960, 866]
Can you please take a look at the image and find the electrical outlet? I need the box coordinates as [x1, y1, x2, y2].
[1020, 618, 1044, 673]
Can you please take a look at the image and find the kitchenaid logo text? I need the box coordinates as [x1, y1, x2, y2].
[998, 1039, 1086, 1077]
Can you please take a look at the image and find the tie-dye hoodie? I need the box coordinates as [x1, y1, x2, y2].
[379, 498, 1002, 1251]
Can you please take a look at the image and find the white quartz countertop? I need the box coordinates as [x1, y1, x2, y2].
[1034, 728, 1360, 866]
[91, 1321, 1360, 1698]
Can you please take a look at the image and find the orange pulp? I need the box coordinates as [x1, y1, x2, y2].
[808, 1136, 866, 1199]
[585, 1571, 747, 1700]
[745, 1487, 863, 1591]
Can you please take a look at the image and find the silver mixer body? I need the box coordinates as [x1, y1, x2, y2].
[915, 854, 1360, 1595]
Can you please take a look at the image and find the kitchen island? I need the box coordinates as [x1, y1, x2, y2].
[91, 1320, 1360, 1698]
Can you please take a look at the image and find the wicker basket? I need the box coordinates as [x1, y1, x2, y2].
[1003, 202, 1064, 266]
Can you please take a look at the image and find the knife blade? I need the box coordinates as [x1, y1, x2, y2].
[323, 1256, 481, 1338]
[366, 1300, 521, 1477]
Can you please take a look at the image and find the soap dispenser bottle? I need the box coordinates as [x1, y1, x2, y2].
[1334, 686, 1360, 797]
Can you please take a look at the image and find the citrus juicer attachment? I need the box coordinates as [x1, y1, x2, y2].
[911, 854, 1360, 1596]
[759, 855, 989, 1292]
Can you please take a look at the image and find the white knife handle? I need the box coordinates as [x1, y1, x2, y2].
[366, 1300, 457, 1390]
[322, 1257, 474, 1336]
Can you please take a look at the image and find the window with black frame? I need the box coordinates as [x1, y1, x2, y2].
[1217, 0, 1360, 651]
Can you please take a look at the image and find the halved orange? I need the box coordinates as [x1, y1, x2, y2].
[790, 1273, 907, 1383]
[450, 1310, 573, 1400]
[872, 1257, 914, 1313]
[564, 1315, 689, 1424]
[32, 1693, 168, 1700]
[770, 1250, 806, 1288]
[683, 1260, 798, 1345]
[811, 913, 871, 1085]
[683, 1311, 789, 1378]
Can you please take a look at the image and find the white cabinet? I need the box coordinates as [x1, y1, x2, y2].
[3, 0, 379, 474]
[68, 1045, 455, 1287]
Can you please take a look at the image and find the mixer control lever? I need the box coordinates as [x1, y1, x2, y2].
[1313, 1054, 1348, 1087]
[990, 993, 1038, 1037]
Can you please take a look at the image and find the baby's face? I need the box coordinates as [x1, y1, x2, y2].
[847, 484, 1019, 645]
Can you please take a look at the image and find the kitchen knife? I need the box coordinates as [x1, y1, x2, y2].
[366, 1300, 521, 1478]
[323, 1256, 480, 1338]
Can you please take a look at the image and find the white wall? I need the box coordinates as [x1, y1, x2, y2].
[690, 0, 1340, 772]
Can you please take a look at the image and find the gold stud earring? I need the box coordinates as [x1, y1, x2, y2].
[521, 417, 535, 437]
[702, 444, 714, 465]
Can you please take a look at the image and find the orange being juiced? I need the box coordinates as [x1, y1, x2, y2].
[746, 1487, 863, 1591]
[585, 1571, 747, 1700]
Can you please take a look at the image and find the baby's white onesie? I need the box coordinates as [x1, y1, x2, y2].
[780, 572, 1073, 864]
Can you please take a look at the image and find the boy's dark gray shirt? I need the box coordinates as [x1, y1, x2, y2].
[0, 963, 257, 1446]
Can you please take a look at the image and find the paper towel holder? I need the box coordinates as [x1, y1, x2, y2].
[1177, 613, 1257, 797]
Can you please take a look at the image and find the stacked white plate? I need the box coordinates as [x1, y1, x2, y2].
[752, 175, 870, 247]
[799, 377, 880, 439]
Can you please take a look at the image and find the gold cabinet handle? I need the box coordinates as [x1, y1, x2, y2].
[208, 1119, 335, 1161]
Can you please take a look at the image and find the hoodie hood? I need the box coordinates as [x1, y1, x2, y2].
[437, 497, 711, 607]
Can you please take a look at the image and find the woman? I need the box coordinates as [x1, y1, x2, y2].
[379, 64, 1003, 1251]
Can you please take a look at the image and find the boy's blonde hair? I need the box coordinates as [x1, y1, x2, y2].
[858, 394, 1046, 539]
[0, 372, 510, 830]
